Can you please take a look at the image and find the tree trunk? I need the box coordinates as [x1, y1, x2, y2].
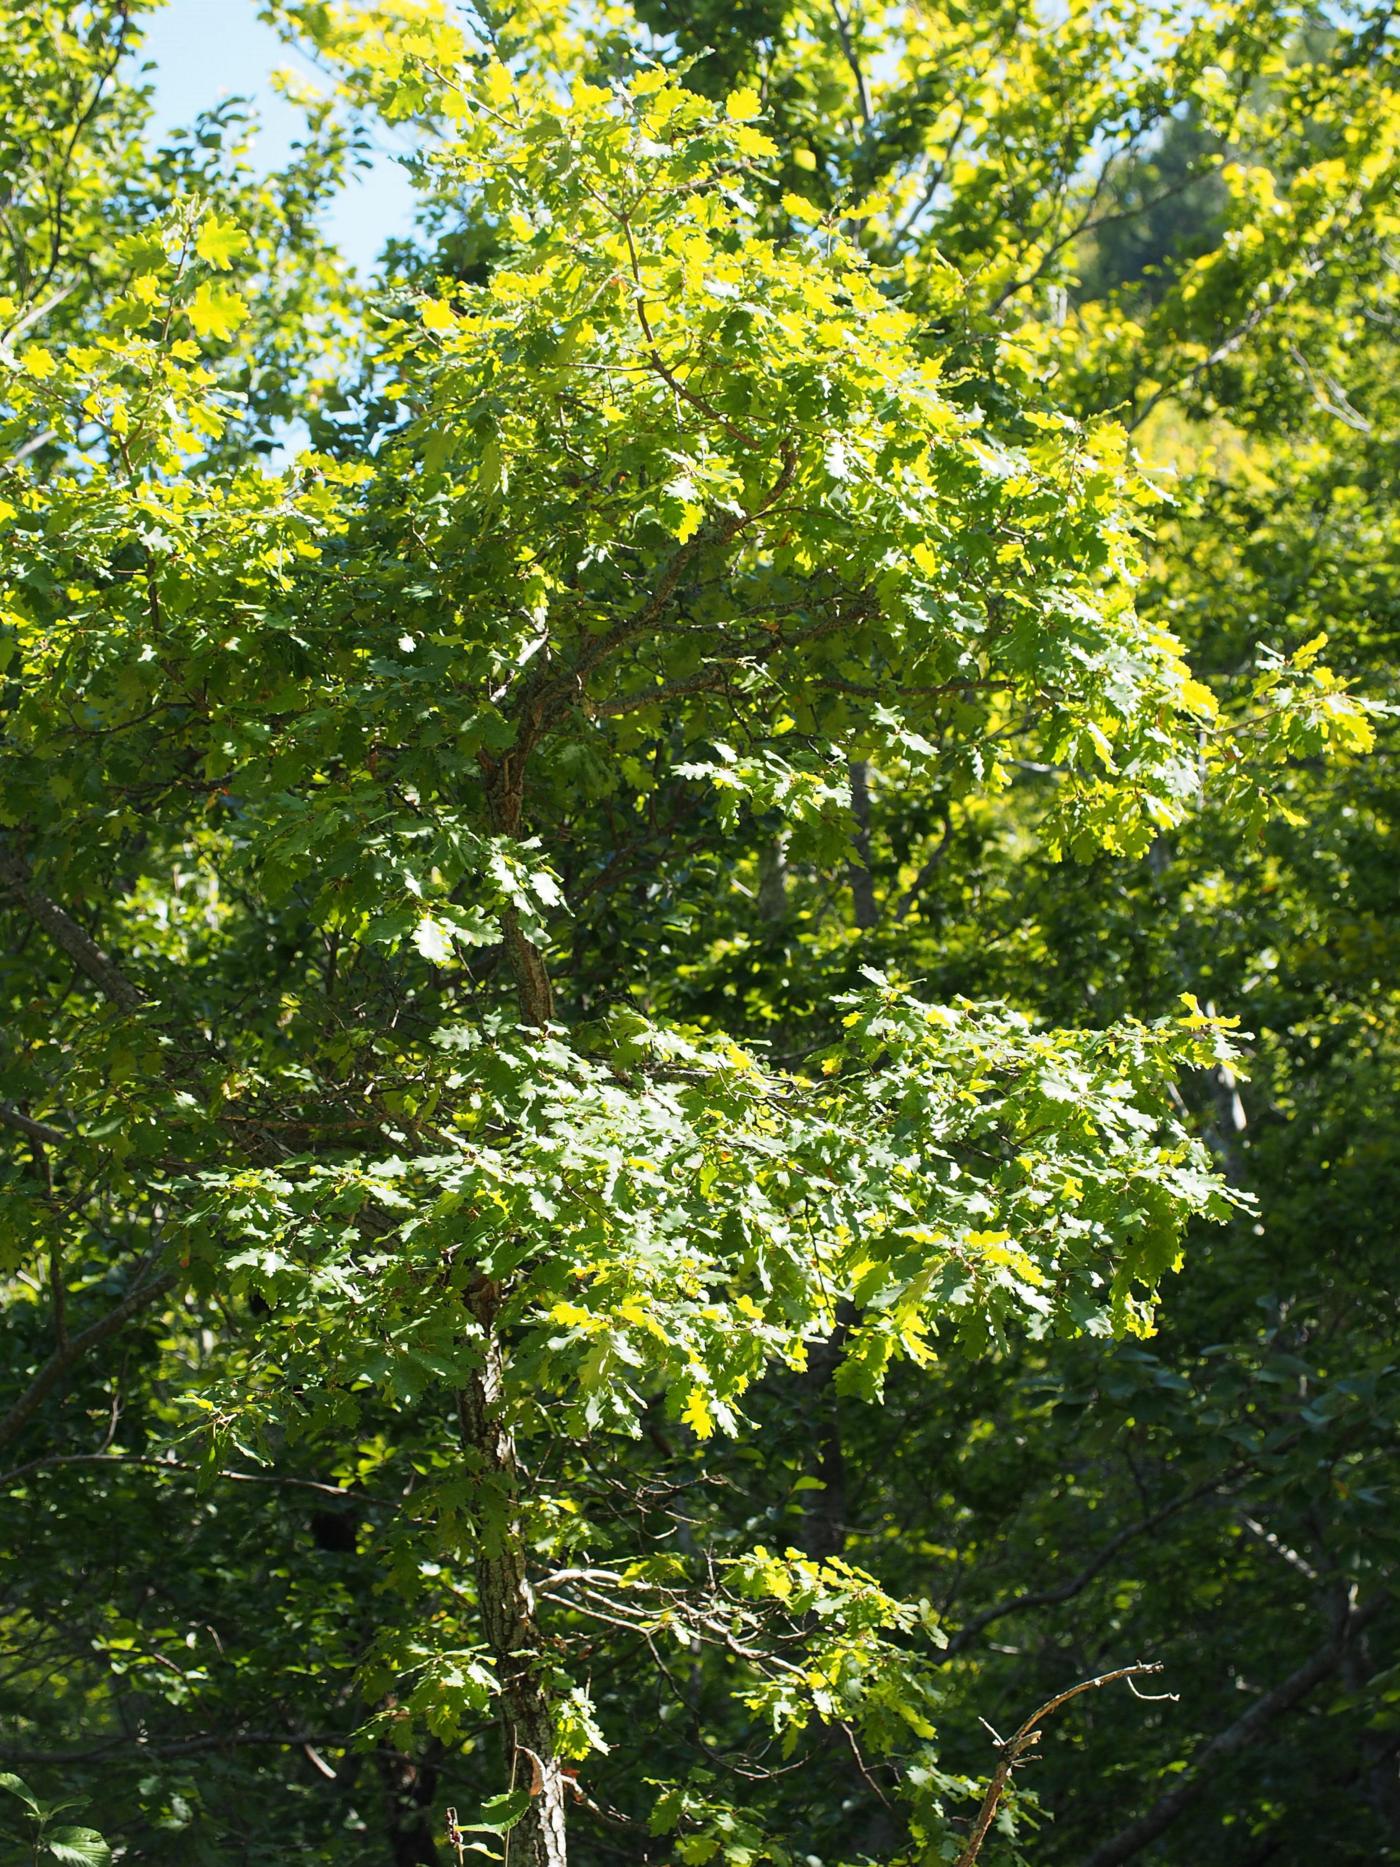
[847, 761, 878, 929]
[757, 832, 789, 922]
[459, 1278, 568, 1867]
[465, 733, 568, 1861]
[799, 1314, 849, 1563]
[796, 1311, 901, 1858]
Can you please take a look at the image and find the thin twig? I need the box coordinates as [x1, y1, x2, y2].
[0, 1450, 357, 1499]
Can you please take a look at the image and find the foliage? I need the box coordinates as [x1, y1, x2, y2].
[0, 1771, 111, 1865]
[0, 2, 1395, 1865]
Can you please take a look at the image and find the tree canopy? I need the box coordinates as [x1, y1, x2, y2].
[0, 3, 1395, 1864]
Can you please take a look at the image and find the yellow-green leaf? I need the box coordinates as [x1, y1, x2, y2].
[734, 124, 779, 158]
[187, 282, 248, 341]
[420, 298, 458, 333]
[482, 60, 513, 108]
[194, 214, 250, 270]
[682, 1386, 714, 1439]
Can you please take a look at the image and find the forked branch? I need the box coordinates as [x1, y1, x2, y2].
[954, 1663, 1172, 1867]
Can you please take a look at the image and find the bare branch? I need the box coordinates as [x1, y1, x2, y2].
[0, 1269, 174, 1453]
[0, 1451, 358, 1500]
[955, 1663, 1168, 1867]
[0, 1730, 353, 1767]
[892, 810, 954, 923]
[830, 0, 873, 127]
[0, 1103, 67, 1148]
[0, 836, 145, 1011]
[943, 1467, 1246, 1656]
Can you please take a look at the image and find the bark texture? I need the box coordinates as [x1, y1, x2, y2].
[458, 1281, 567, 1864]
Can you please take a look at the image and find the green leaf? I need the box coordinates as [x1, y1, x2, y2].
[45, 1830, 112, 1867]
[0, 1772, 39, 1812]
[413, 916, 454, 965]
[461, 1789, 532, 1835]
